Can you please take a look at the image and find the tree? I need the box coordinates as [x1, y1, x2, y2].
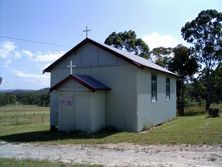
[105, 30, 150, 58]
[151, 47, 173, 57]
[188, 78, 206, 102]
[181, 9, 222, 111]
[0, 93, 16, 106]
[151, 47, 173, 68]
[212, 63, 222, 103]
[168, 45, 198, 115]
[188, 63, 222, 104]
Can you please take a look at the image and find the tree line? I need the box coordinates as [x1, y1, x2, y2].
[105, 9, 222, 115]
[0, 89, 49, 107]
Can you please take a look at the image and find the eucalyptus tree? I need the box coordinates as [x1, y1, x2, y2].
[105, 30, 150, 58]
[181, 9, 222, 111]
[168, 45, 198, 115]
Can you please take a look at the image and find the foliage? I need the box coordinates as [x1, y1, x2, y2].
[186, 78, 206, 102]
[181, 9, 222, 110]
[151, 47, 173, 56]
[187, 63, 222, 104]
[155, 56, 171, 68]
[19, 93, 49, 107]
[169, 45, 199, 80]
[105, 30, 150, 58]
[0, 89, 49, 107]
[212, 63, 222, 103]
[0, 93, 16, 106]
[168, 45, 198, 115]
[151, 47, 173, 68]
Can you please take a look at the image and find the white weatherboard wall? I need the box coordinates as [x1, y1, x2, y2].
[50, 91, 58, 128]
[58, 92, 75, 132]
[56, 80, 106, 133]
[50, 43, 138, 131]
[74, 92, 105, 133]
[136, 69, 176, 131]
[49, 42, 177, 132]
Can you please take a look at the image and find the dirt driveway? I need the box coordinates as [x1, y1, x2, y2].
[0, 142, 221, 166]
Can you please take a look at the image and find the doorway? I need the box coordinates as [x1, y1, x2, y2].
[58, 92, 75, 132]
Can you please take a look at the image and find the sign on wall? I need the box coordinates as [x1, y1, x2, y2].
[59, 96, 73, 106]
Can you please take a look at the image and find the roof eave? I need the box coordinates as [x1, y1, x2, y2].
[43, 38, 177, 77]
[50, 74, 111, 92]
[140, 64, 178, 77]
[43, 38, 145, 74]
[43, 38, 89, 73]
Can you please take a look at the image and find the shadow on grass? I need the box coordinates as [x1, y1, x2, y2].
[183, 111, 205, 116]
[0, 130, 118, 143]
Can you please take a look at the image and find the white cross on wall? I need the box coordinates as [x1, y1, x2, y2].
[67, 60, 76, 75]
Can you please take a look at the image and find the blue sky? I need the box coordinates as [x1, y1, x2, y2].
[0, 0, 221, 90]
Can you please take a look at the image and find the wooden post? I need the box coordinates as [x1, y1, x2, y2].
[16, 114, 18, 125]
[41, 114, 44, 123]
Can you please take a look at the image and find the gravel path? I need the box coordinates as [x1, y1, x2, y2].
[0, 142, 222, 167]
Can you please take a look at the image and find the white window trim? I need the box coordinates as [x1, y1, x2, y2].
[151, 74, 157, 103]
[166, 77, 170, 101]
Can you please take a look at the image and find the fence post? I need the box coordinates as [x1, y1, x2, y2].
[16, 114, 18, 125]
[41, 114, 44, 123]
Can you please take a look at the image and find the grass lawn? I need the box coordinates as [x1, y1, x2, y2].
[0, 105, 49, 136]
[0, 104, 221, 145]
[0, 158, 101, 167]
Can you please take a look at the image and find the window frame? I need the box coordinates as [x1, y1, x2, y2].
[166, 77, 170, 101]
[151, 74, 157, 102]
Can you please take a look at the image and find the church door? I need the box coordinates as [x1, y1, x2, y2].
[58, 92, 75, 132]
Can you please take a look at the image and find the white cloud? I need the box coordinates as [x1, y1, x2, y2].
[10, 68, 50, 86]
[34, 51, 65, 63]
[0, 41, 16, 58]
[142, 32, 179, 50]
[12, 69, 48, 79]
[0, 40, 65, 89]
[22, 50, 33, 58]
[4, 59, 12, 68]
[14, 51, 21, 59]
[0, 40, 64, 70]
[0, 41, 64, 63]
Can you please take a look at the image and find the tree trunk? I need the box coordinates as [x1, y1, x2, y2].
[205, 69, 212, 112]
[179, 83, 185, 116]
[206, 93, 211, 111]
[177, 79, 185, 116]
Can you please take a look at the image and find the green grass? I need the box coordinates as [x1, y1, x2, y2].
[0, 105, 49, 115]
[0, 104, 221, 145]
[0, 158, 101, 167]
[0, 105, 49, 135]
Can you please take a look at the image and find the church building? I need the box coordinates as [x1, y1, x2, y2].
[43, 38, 177, 133]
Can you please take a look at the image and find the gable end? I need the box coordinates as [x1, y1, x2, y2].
[43, 38, 143, 73]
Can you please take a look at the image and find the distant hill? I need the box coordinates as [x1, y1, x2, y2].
[0, 88, 49, 94]
[0, 89, 33, 93]
[35, 88, 50, 94]
[0, 87, 50, 107]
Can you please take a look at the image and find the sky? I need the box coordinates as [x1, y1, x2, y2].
[0, 0, 221, 90]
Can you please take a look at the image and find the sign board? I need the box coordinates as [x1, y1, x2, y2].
[59, 96, 73, 106]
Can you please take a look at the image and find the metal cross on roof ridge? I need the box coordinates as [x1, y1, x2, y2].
[83, 26, 91, 38]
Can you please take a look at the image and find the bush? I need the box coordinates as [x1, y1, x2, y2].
[0, 93, 16, 106]
[208, 108, 220, 117]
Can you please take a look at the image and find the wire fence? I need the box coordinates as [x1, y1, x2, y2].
[0, 113, 50, 125]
